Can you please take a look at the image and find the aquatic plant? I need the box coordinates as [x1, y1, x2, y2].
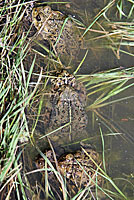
[1, 0, 134, 199]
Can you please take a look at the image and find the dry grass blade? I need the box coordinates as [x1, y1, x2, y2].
[1, 0, 134, 199]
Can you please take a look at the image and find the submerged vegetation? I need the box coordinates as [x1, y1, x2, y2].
[0, 0, 134, 199]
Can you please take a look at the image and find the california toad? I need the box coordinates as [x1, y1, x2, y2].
[32, 6, 82, 57]
[36, 143, 103, 189]
[43, 70, 88, 141]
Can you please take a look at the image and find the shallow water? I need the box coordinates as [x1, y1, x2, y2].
[25, 0, 134, 199]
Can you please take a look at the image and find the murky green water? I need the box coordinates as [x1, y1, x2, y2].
[24, 0, 134, 199]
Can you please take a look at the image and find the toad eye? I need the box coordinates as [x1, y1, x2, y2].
[44, 6, 51, 14]
[36, 14, 41, 21]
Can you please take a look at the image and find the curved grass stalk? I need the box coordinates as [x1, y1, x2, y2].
[82, 0, 115, 37]
[82, 147, 128, 200]
[77, 67, 134, 109]
[73, 49, 88, 75]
